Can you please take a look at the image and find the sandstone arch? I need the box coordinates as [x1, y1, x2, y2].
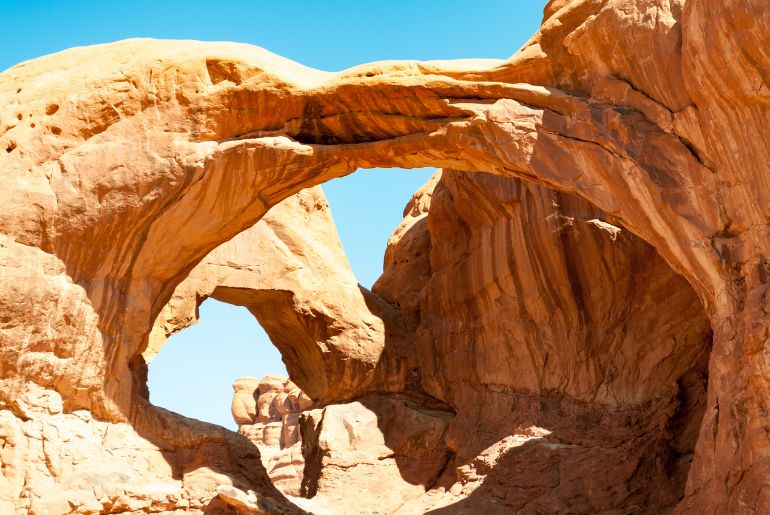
[145, 185, 409, 405]
[1, 0, 769, 512]
[149, 167, 714, 513]
[374, 170, 712, 512]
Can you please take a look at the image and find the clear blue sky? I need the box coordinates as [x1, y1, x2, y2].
[2, 1, 546, 429]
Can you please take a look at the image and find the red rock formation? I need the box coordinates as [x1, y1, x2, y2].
[233, 376, 311, 498]
[214, 170, 712, 514]
[374, 171, 712, 512]
[146, 185, 397, 404]
[298, 395, 453, 515]
[1, 0, 769, 512]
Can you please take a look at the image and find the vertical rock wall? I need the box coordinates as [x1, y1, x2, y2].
[369, 170, 713, 513]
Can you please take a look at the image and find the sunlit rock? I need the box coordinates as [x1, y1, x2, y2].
[1, 0, 769, 512]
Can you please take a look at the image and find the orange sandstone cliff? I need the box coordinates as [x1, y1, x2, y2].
[1, 0, 769, 513]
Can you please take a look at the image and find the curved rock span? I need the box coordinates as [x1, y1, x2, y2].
[1, 0, 769, 513]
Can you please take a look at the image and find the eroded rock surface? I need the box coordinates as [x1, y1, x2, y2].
[369, 170, 712, 513]
[233, 376, 312, 497]
[222, 170, 712, 514]
[298, 396, 453, 515]
[146, 185, 401, 404]
[1, 0, 769, 512]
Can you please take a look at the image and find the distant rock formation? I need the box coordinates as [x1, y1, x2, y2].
[2, 0, 769, 512]
[233, 376, 311, 497]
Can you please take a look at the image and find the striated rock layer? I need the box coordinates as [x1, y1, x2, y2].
[1, 0, 769, 512]
[146, 184, 404, 404]
[376, 171, 712, 513]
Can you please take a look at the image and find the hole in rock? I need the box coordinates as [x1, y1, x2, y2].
[147, 298, 286, 430]
[141, 165, 713, 512]
[311, 168, 713, 512]
[322, 166, 436, 288]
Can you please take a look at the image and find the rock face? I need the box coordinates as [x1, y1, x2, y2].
[299, 396, 453, 515]
[233, 376, 312, 497]
[146, 184, 401, 404]
[1, 0, 769, 513]
[230, 376, 455, 515]
[376, 171, 713, 512]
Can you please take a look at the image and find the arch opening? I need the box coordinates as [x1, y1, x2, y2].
[321, 166, 437, 288]
[4, 6, 763, 508]
[139, 164, 714, 513]
[146, 297, 286, 431]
